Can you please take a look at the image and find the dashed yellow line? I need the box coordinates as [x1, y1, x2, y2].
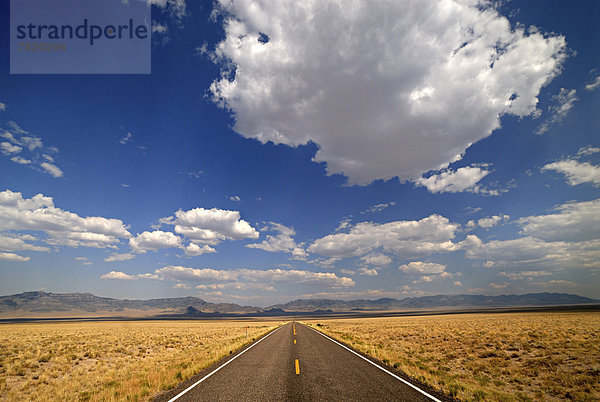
[295, 359, 300, 374]
[294, 339, 296, 344]
[293, 323, 296, 335]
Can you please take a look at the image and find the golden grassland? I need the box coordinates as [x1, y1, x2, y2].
[0, 320, 280, 401]
[306, 312, 600, 401]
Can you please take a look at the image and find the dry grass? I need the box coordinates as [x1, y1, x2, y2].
[306, 312, 600, 401]
[0, 320, 280, 401]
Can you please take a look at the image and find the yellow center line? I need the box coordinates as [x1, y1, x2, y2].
[294, 339, 296, 344]
[295, 359, 300, 375]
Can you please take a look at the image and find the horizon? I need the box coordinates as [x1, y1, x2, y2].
[1, 289, 597, 309]
[1, 0, 600, 306]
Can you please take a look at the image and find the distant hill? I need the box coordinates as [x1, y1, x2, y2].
[0, 291, 597, 318]
[0, 291, 260, 316]
[270, 293, 599, 312]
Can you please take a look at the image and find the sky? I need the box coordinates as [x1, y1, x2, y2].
[1, 0, 599, 306]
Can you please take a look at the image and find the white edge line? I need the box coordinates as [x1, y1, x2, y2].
[168, 324, 284, 401]
[305, 324, 442, 402]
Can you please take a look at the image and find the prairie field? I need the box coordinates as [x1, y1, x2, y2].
[306, 312, 600, 401]
[0, 320, 279, 401]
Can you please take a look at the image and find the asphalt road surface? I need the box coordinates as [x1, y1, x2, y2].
[158, 322, 443, 401]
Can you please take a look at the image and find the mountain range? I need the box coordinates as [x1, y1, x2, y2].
[0, 291, 597, 318]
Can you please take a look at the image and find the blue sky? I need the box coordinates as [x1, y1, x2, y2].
[1, 0, 599, 306]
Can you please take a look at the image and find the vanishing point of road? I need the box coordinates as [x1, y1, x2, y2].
[157, 322, 445, 401]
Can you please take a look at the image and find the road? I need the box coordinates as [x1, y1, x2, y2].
[158, 322, 443, 401]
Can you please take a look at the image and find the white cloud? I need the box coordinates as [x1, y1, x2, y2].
[129, 230, 183, 253]
[100, 271, 160, 280]
[416, 166, 491, 194]
[184, 243, 216, 256]
[246, 222, 306, 258]
[144, 265, 355, 288]
[1, 142, 22, 155]
[499, 271, 552, 280]
[0, 103, 5, 111]
[585, 75, 600, 91]
[228, 195, 241, 202]
[210, 0, 566, 185]
[308, 214, 459, 259]
[42, 154, 54, 163]
[147, 0, 187, 19]
[0, 190, 131, 249]
[360, 253, 392, 266]
[398, 261, 447, 275]
[0, 234, 48, 252]
[155, 265, 237, 282]
[152, 22, 168, 34]
[340, 269, 355, 276]
[358, 267, 378, 276]
[10, 156, 32, 164]
[236, 268, 354, 287]
[0, 252, 30, 262]
[40, 162, 64, 178]
[195, 282, 275, 292]
[463, 235, 600, 270]
[104, 253, 136, 262]
[101, 271, 138, 280]
[536, 88, 578, 135]
[477, 214, 510, 228]
[542, 159, 600, 187]
[577, 145, 600, 156]
[161, 207, 259, 245]
[361, 202, 395, 214]
[173, 282, 191, 290]
[119, 132, 132, 145]
[518, 199, 600, 242]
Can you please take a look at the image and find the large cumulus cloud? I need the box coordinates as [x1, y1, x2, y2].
[209, 0, 567, 184]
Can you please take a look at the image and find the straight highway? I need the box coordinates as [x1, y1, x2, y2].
[157, 322, 443, 401]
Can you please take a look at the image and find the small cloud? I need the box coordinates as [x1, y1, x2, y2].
[542, 159, 600, 187]
[121, 183, 130, 188]
[0, 102, 6, 111]
[358, 267, 378, 276]
[229, 195, 241, 202]
[105, 253, 136, 262]
[152, 21, 168, 34]
[0, 252, 30, 262]
[40, 162, 64, 178]
[415, 166, 491, 194]
[184, 243, 216, 256]
[577, 145, 600, 156]
[585, 75, 600, 91]
[361, 202, 395, 214]
[477, 214, 510, 228]
[194, 42, 208, 57]
[340, 269, 355, 276]
[174, 282, 191, 290]
[184, 170, 204, 179]
[10, 156, 32, 164]
[535, 88, 578, 135]
[1, 142, 22, 155]
[101, 270, 137, 280]
[464, 206, 482, 214]
[119, 132, 132, 145]
[42, 154, 54, 163]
